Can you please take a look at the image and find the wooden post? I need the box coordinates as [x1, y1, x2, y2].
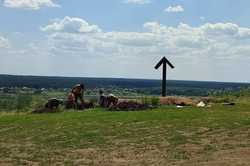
[162, 62, 166, 97]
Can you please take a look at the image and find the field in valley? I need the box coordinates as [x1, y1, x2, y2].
[0, 99, 250, 166]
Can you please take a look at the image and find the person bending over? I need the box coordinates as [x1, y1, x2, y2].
[99, 90, 118, 108]
[71, 83, 85, 106]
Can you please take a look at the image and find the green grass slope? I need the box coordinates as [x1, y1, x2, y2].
[0, 104, 250, 165]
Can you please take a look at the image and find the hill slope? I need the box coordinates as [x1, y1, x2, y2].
[0, 104, 250, 165]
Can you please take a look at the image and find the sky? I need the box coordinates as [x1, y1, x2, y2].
[1, 0, 250, 82]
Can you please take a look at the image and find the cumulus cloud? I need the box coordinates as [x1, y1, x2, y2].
[42, 18, 250, 61]
[3, 18, 250, 81]
[165, 5, 184, 13]
[3, 0, 60, 10]
[0, 36, 10, 48]
[41, 17, 102, 33]
[123, 0, 151, 5]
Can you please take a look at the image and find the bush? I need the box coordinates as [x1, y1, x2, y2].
[141, 96, 151, 106]
[151, 96, 160, 106]
[141, 96, 160, 107]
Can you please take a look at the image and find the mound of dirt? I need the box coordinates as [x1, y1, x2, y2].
[160, 96, 197, 106]
[110, 101, 151, 111]
[32, 108, 60, 114]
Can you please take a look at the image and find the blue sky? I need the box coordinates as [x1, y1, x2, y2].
[1, 0, 250, 82]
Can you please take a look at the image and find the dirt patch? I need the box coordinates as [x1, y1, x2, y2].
[180, 148, 250, 166]
[2, 135, 250, 166]
[66, 145, 171, 166]
[32, 107, 60, 114]
[110, 101, 151, 111]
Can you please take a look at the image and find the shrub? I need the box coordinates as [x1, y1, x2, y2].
[151, 96, 160, 106]
[141, 96, 151, 106]
[141, 96, 160, 107]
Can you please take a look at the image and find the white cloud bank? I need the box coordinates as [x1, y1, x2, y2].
[38, 17, 250, 79]
[3, 17, 250, 81]
[0, 36, 10, 48]
[123, 0, 151, 5]
[165, 5, 184, 13]
[42, 17, 250, 61]
[39, 17, 250, 80]
[3, 0, 60, 10]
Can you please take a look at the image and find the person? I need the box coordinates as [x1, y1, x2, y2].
[99, 89, 107, 107]
[65, 92, 76, 109]
[71, 83, 85, 107]
[45, 98, 64, 110]
[106, 94, 119, 107]
[98, 90, 118, 108]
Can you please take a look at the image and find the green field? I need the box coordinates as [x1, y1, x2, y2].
[0, 101, 250, 166]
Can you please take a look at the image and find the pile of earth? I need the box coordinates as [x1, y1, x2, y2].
[32, 100, 95, 114]
[159, 96, 197, 106]
[109, 101, 152, 111]
[32, 108, 60, 114]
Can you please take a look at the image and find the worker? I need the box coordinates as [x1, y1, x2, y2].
[65, 92, 76, 109]
[99, 89, 107, 107]
[45, 98, 64, 110]
[98, 90, 118, 108]
[106, 94, 119, 107]
[71, 83, 85, 107]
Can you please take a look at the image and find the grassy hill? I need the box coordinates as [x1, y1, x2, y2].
[0, 100, 250, 165]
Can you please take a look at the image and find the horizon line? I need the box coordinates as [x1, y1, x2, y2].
[1, 74, 250, 85]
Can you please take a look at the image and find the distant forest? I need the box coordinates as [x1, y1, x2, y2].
[1, 74, 250, 96]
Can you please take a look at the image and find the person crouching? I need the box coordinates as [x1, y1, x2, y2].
[72, 83, 85, 109]
[99, 90, 118, 108]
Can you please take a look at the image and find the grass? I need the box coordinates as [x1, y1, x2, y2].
[0, 102, 250, 165]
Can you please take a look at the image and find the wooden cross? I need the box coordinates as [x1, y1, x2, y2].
[155, 57, 174, 97]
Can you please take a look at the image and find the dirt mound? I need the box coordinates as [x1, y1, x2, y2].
[110, 101, 150, 111]
[74, 101, 95, 110]
[32, 108, 60, 114]
[160, 96, 197, 106]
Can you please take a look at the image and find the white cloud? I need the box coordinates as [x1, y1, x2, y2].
[165, 5, 184, 13]
[201, 23, 239, 36]
[41, 17, 102, 33]
[4, 18, 250, 81]
[0, 36, 10, 48]
[123, 0, 151, 5]
[3, 0, 60, 10]
[42, 18, 250, 62]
